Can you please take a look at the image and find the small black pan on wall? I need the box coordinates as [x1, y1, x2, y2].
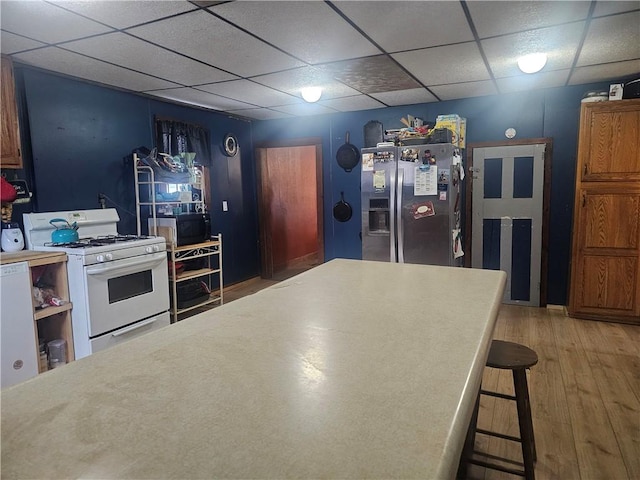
[333, 192, 353, 222]
[336, 131, 360, 172]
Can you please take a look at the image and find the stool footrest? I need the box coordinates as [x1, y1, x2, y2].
[469, 455, 526, 478]
[477, 427, 522, 444]
[480, 389, 517, 401]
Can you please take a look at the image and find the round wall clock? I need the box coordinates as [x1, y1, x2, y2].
[505, 128, 516, 139]
[223, 133, 238, 156]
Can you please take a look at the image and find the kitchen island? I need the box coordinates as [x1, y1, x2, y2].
[1, 259, 506, 479]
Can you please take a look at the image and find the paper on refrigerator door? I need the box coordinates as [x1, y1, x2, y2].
[373, 170, 386, 192]
[414, 166, 437, 196]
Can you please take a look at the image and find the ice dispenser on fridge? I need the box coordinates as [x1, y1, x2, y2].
[368, 198, 390, 233]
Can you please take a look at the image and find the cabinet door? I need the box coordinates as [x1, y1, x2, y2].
[1, 55, 22, 169]
[570, 189, 640, 319]
[579, 100, 640, 182]
[1, 262, 38, 388]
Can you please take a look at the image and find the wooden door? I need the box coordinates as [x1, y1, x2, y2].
[256, 142, 323, 279]
[1, 55, 22, 169]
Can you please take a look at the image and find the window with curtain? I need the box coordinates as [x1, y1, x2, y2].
[154, 117, 211, 212]
[155, 117, 212, 166]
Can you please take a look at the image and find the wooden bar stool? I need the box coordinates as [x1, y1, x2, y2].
[463, 340, 538, 480]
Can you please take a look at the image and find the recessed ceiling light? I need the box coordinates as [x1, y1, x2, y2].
[517, 53, 547, 74]
[301, 87, 322, 103]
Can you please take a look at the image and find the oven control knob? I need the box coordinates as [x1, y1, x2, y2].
[96, 254, 105, 263]
[145, 246, 152, 253]
[105, 253, 113, 261]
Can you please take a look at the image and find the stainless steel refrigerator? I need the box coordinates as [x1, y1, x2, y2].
[361, 143, 463, 266]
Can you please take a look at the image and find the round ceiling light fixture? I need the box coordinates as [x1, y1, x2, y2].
[517, 53, 548, 74]
[301, 86, 322, 103]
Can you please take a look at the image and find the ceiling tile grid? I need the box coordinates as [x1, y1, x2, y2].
[1, 1, 638, 120]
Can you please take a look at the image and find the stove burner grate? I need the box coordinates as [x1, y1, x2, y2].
[44, 235, 152, 249]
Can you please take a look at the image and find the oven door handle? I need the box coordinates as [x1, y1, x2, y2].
[85, 252, 166, 276]
[111, 317, 159, 337]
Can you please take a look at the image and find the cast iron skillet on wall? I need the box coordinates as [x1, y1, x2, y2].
[336, 131, 360, 172]
[333, 192, 353, 222]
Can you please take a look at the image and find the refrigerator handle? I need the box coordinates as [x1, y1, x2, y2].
[397, 168, 405, 263]
[390, 166, 397, 262]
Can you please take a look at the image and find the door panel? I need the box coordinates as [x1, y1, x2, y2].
[471, 144, 546, 306]
[256, 144, 322, 278]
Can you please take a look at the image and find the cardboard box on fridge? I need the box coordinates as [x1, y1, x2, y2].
[435, 114, 466, 148]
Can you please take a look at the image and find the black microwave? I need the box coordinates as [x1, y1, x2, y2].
[148, 213, 211, 246]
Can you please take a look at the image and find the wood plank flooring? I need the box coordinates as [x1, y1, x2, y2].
[467, 305, 640, 480]
[198, 276, 640, 480]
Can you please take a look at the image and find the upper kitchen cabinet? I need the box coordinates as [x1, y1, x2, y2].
[578, 99, 640, 182]
[569, 99, 640, 324]
[1, 55, 22, 169]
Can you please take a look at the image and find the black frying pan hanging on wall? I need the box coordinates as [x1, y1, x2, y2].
[336, 131, 360, 172]
[333, 192, 353, 222]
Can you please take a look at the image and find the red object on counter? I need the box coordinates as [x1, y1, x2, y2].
[1, 177, 17, 203]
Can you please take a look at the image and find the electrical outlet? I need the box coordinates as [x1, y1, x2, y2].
[222, 201, 228, 212]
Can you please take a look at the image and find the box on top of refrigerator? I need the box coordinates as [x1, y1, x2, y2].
[435, 115, 466, 148]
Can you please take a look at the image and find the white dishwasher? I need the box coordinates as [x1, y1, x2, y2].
[1, 262, 38, 388]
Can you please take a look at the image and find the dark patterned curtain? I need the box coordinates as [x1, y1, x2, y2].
[155, 118, 211, 166]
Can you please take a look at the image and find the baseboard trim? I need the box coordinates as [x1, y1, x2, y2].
[547, 304, 568, 316]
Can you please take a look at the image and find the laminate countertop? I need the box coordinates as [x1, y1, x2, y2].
[1, 259, 506, 479]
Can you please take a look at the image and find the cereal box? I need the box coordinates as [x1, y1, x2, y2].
[435, 114, 466, 148]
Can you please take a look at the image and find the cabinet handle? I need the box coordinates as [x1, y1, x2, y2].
[582, 193, 586, 207]
[583, 163, 588, 177]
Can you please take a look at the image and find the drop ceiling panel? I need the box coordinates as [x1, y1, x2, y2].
[209, 1, 380, 64]
[482, 23, 584, 78]
[329, 1, 473, 52]
[496, 69, 571, 94]
[0, 0, 113, 44]
[393, 43, 491, 85]
[370, 88, 438, 106]
[272, 102, 337, 117]
[13, 47, 179, 91]
[1, 0, 637, 119]
[0, 32, 46, 54]
[146, 87, 255, 111]
[317, 56, 420, 94]
[126, 10, 304, 77]
[430, 80, 498, 100]
[48, 1, 197, 30]
[467, 1, 590, 38]
[318, 95, 386, 112]
[63, 32, 238, 85]
[577, 12, 640, 66]
[252, 67, 361, 99]
[569, 60, 640, 85]
[227, 108, 292, 121]
[592, 1, 640, 17]
[196, 80, 298, 107]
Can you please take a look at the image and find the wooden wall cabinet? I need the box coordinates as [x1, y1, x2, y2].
[569, 99, 640, 323]
[1, 55, 23, 169]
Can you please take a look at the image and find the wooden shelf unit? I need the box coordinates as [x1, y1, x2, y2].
[0, 251, 75, 376]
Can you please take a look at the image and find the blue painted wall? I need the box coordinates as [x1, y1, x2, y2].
[16, 66, 258, 285]
[10, 63, 637, 304]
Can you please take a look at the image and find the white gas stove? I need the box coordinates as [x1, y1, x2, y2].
[23, 209, 170, 359]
